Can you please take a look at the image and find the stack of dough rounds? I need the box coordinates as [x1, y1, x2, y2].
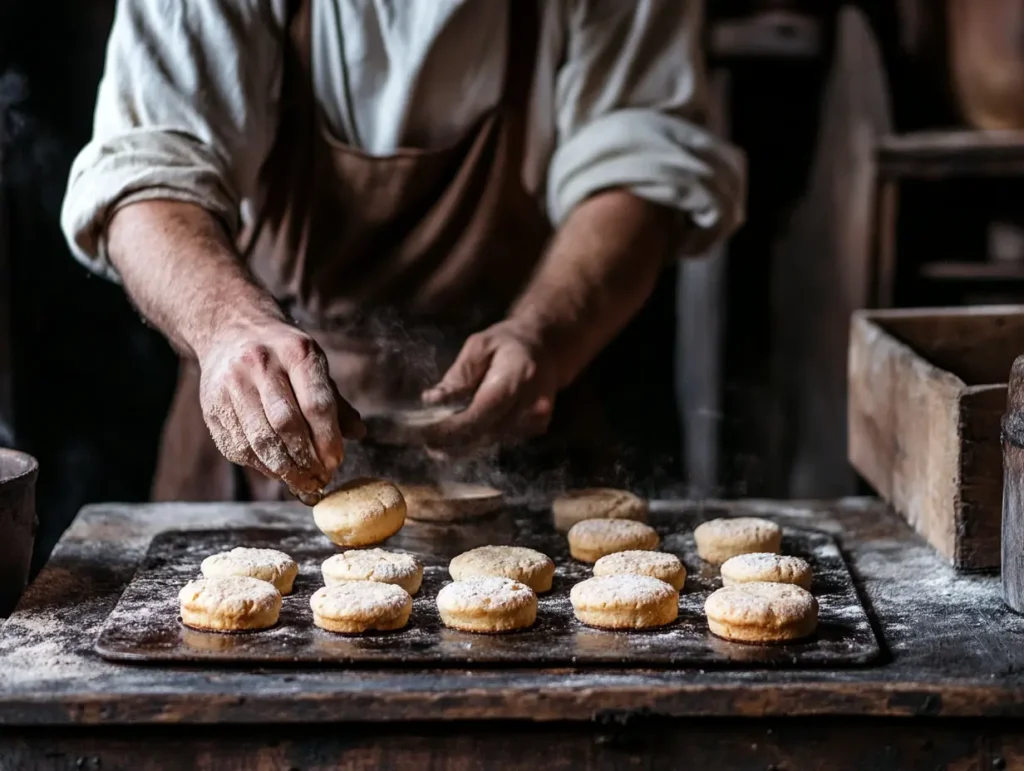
[200, 547, 299, 594]
[312, 477, 406, 547]
[567, 519, 660, 563]
[570, 575, 678, 629]
[179, 576, 282, 632]
[704, 581, 818, 643]
[593, 550, 687, 590]
[552, 488, 648, 532]
[436, 577, 537, 633]
[310, 580, 413, 633]
[693, 517, 782, 564]
[449, 545, 555, 593]
[321, 549, 423, 595]
[720, 553, 812, 590]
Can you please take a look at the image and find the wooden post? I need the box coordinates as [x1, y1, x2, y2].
[1002, 354, 1024, 610]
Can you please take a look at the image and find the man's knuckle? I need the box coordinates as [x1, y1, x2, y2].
[249, 433, 278, 461]
[239, 344, 272, 372]
[306, 392, 336, 417]
[265, 399, 298, 431]
[282, 335, 318, 366]
[465, 333, 489, 355]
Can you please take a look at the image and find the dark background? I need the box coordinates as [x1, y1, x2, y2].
[1, 2, 175, 574]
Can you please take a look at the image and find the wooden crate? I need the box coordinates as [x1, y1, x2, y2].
[848, 306, 1024, 570]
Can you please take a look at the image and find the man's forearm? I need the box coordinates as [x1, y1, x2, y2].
[509, 190, 673, 388]
[106, 200, 284, 359]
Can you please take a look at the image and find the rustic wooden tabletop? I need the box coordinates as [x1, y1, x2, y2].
[3, 497, 1024, 769]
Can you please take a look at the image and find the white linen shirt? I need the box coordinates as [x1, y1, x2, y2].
[61, 0, 746, 282]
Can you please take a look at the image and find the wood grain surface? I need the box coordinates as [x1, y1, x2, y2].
[1, 497, 1024, 728]
[8, 718, 1024, 771]
[1003, 354, 1024, 613]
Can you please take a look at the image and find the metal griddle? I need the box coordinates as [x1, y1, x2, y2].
[94, 508, 882, 668]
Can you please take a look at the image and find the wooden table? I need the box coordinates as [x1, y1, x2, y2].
[2, 498, 1024, 770]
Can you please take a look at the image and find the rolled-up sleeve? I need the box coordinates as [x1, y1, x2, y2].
[60, 0, 284, 281]
[549, 0, 746, 255]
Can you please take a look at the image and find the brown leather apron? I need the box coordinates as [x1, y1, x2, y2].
[152, 0, 612, 502]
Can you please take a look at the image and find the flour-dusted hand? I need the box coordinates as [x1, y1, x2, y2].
[198, 321, 364, 495]
[103, 201, 367, 501]
[421, 320, 559, 450]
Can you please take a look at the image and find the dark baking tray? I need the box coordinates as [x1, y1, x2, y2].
[94, 508, 882, 668]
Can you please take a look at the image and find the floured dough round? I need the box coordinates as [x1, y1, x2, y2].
[570, 575, 678, 629]
[313, 477, 406, 547]
[592, 550, 687, 590]
[552, 488, 648, 532]
[436, 577, 537, 633]
[449, 545, 555, 593]
[398, 482, 504, 522]
[322, 549, 423, 595]
[704, 581, 818, 643]
[179, 576, 281, 632]
[200, 547, 299, 594]
[720, 553, 812, 590]
[310, 580, 413, 633]
[567, 519, 660, 563]
[693, 517, 782, 564]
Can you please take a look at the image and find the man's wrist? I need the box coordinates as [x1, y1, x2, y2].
[505, 307, 582, 389]
[187, 290, 287, 361]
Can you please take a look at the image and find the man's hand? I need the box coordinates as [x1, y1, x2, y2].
[197, 320, 364, 496]
[105, 200, 366, 498]
[421, 190, 672, 450]
[421, 320, 558, 450]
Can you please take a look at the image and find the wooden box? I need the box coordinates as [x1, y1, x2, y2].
[848, 306, 1024, 570]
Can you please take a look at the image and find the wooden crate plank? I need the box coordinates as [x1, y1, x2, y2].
[957, 384, 1006, 567]
[877, 306, 1024, 386]
[848, 309, 1013, 569]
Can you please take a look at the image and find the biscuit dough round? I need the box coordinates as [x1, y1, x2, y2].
[592, 550, 687, 590]
[567, 519, 660, 563]
[436, 577, 537, 633]
[693, 517, 782, 564]
[704, 581, 818, 643]
[313, 477, 406, 547]
[448, 545, 555, 593]
[720, 553, 812, 590]
[322, 549, 423, 595]
[200, 547, 299, 594]
[399, 482, 503, 522]
[552, 488, 648, 532]
[570, 575, 679, 629]
[179, 576, 282, 632]
[310, 580, 413, 633]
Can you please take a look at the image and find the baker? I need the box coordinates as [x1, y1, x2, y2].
[61, 0, 744, 503]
